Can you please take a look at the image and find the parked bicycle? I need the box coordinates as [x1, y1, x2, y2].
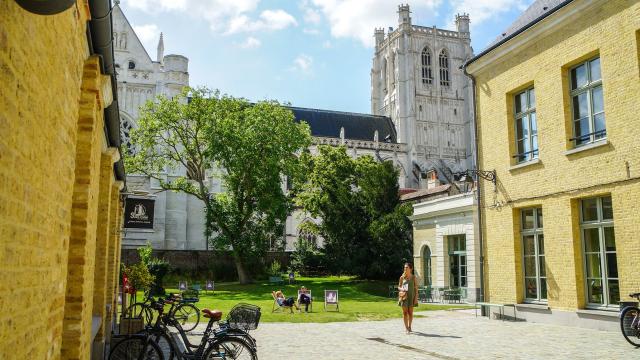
[124, 292, 201, 332]
[620, 292, 640, 346]
[110, 297, 258, 359]
[131, 296, 258, 360]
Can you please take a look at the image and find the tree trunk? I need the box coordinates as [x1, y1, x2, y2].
[232, 250, 251, 284]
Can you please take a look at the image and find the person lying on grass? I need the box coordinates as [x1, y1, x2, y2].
[273, 290, 300, 312]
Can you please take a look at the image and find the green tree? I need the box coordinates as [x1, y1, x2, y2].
[294, 146, 412, 279]
[125, 87, 311, 283]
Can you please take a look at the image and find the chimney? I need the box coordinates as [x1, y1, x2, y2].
[426, 169, 440, 189]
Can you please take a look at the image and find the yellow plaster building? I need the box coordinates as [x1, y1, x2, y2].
[466, 0, 640, 330]
[1, 1, 125, 358]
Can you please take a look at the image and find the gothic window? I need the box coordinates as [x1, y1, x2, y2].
[421, 47, 433, 85]
[298, 224, 317, 248]
[120, 117, 135, 155]
[390, 54, 396, 90]
[120, 32, 127, 49]
[381, 57, 388, 93]
[439, 49, 450, 87]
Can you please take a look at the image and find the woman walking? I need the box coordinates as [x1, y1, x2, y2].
[398, 262, 419, 334]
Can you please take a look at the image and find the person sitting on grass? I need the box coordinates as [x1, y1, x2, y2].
[273, 290, 300, 312]
[298, 286, 312, 312]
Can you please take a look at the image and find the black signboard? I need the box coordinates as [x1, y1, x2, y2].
[124, 198, 155, 229]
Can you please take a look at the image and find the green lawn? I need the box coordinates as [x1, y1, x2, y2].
[158, 276, 469, 323]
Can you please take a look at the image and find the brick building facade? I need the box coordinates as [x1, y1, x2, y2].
[466, 0, 640, 330]
[0, 1, 125, 358]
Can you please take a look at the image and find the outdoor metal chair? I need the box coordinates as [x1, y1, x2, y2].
[271, 291, 294, 313]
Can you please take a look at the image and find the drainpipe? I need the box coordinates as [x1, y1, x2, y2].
[461, 63, 485, 303]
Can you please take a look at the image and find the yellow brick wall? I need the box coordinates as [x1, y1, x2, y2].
[470, 0, 640, 310]
[413, 226, 436, 286]
[0, 2, 123, 359]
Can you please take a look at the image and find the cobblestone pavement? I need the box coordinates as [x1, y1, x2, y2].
[185, 310, 637, 359]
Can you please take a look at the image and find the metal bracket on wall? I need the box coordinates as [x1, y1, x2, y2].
[454, 169, 497, 192]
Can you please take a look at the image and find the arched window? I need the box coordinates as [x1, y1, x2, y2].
[439, 49, 450, 87]
[423, 246, 432, 286]
[298, 224, 317, 249]
[421, 47, 433, 85]
[390, 53, 396, 90]
[381, 57, 388, 93]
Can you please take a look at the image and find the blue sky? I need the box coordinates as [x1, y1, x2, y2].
[119, 0, 533, 113]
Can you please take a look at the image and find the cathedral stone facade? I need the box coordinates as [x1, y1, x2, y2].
[117, 3, 473, 252]
[372, 5, 474, 188]
[112, 4, 206, 251]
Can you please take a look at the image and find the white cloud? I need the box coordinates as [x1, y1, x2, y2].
[311, 0, 441, 47]
[303, 28, 320, 35]
[132, 24, 160, 52]
[449, 0, 533, 28]
[291, 54, 313, 72]
[123, 0, 295, 36]
[304, 8, 322, 24]
[225, 9, 298, 34]
[322, 40, 332, 48]
[238, 36, 262, 49]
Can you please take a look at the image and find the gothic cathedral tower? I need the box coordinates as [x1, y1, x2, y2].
[371, 4, 473, 188]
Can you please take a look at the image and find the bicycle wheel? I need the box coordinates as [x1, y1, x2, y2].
[203, 337, 256, 360]
[109, 336, 164, 360]
[620, 306, 640, 347]
[125, 302, 154, 325]
[137, 330, 175, 360]
[174, 303, 200, 332]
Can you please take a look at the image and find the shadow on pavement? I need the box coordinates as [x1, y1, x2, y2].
[410, 331, 461, 339]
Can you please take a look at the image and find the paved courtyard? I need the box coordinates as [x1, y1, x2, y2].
[189, 309, 638, 359]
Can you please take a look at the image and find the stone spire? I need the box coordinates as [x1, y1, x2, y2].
[157, 32, 164, 64]
[114, 0, 120, 6]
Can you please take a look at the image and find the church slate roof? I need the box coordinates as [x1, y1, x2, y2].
[288, 106, 397, 143]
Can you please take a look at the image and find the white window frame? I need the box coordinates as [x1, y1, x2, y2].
[569, 57, 605, 147]
[521, 207, 546, 303]
[513, 88, 538, 164]
[448, 234, 467, 288]
[580, 196, 618, 309]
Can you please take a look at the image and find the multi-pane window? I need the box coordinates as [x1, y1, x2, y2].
[521, 208, 546, 302]
[581, 196, 618, 308]
[514, 88, 538, 163]
[448, 235, 467, 288]
[421, 47, 433, 85]
[439, 50, 450, 87]
[570, 57, 605, 146]
[423, 246, 432, 286]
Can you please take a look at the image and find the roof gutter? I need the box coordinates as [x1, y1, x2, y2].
[88, 0, 126, 184]
[464, 0, 574, 68]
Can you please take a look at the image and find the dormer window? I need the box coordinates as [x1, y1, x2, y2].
[128, 61, 136, 70]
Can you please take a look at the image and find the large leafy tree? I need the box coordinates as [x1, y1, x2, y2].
[125, 87, 311, 283]
[294, 146, 412, 279]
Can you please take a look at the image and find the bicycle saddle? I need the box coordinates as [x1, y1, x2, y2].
[202, 308, 223, 321]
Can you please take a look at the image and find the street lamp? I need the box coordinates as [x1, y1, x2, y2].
[454, 169, 497, 192]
